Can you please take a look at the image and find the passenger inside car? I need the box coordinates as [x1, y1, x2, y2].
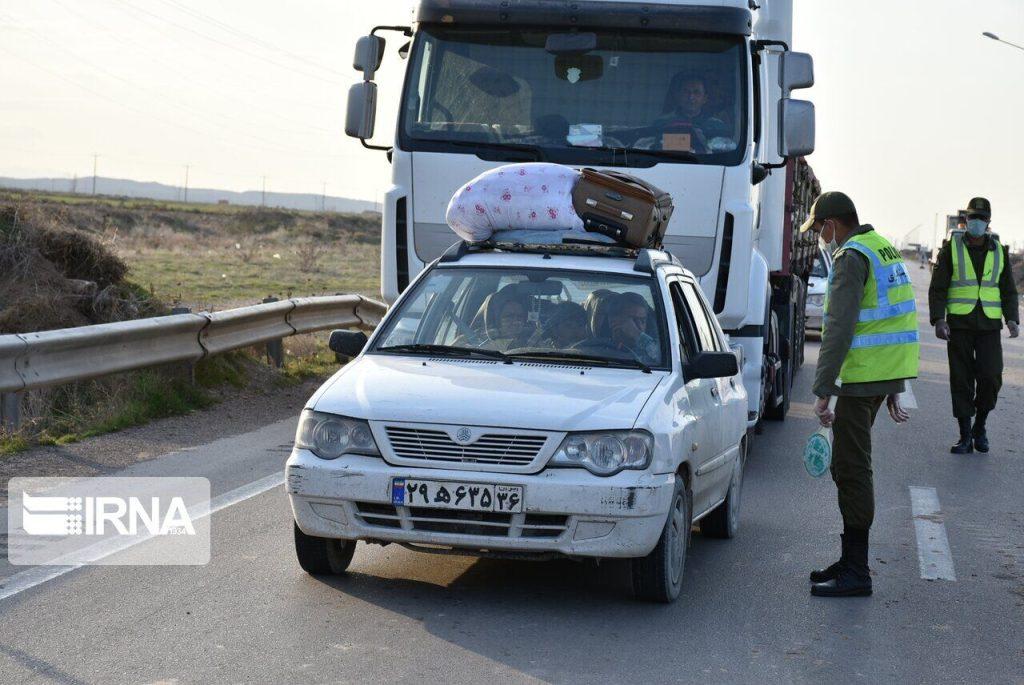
[576, 292, 661, 365]
[528, 301, 589, 349]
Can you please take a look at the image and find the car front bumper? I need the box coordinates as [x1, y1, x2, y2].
[805, 303, 824, 330]
[286, 450, 676, 559]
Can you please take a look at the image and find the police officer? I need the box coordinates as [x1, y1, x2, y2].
[929, 197, 1020, 454]
[801, 192, 920, 598]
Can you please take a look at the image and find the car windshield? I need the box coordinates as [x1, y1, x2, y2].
[401, 25, 747, 167]
[373, 267, 669, 370]
[811, 251, 828, 278]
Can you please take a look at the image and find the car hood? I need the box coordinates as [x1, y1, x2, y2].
[311, 354, 666, 432]
[808, 275, 827, 295]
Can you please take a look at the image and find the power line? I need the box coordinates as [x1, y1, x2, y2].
[47, 0, 338, 112]
[155, 0, 347, 78]
[106, 0, 343, 85]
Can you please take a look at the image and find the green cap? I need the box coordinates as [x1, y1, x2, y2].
[799, 191, 858, 233]
[964, 197, 991, 220]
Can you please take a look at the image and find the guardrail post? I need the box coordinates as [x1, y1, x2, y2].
[262, 297, 284, 368]
[1, 392, 21, 432]
[171, 306, 196, 385]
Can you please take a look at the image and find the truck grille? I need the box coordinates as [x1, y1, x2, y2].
[383, 426, 547, 467]
[354, 502, 568, 539]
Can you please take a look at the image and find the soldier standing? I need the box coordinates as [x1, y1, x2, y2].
[929, 197, 1020, 453]
[803, 191, 919, 598]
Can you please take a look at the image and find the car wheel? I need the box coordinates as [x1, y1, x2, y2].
[294, 522, 356, 575]
[701, 439, 746, 539]
[632, 475, 691, 603]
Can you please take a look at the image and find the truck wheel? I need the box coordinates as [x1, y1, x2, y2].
[294, 522, 356, 575]
[632, 475, 691, 603]
[765, 310, 791, 421]
[701, 439, 746, 539]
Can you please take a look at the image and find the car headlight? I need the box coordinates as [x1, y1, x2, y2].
[549, 430, 653, 476]
[807, 294, 825, 306]
[295, 410, 380, 460]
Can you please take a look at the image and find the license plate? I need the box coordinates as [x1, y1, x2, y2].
[391, 478, 523, 513]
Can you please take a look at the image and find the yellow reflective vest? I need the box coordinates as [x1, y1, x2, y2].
[947, 232, 1004, 319]
[824, 231, 920, 384]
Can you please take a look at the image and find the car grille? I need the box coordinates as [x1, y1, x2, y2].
[354, 502, 568, 539]
[383, 426, 547, 467]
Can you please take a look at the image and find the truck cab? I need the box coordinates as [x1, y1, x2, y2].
[287, 240, 748, 602]
[346, 0, 817, 428]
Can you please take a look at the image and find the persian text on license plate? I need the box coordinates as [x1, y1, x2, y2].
[391, 478, 523, 513]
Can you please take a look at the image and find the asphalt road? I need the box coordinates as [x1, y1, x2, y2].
[1, 274, 1022, 684]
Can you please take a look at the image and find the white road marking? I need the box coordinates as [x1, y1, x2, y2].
[0, 472, 285, 602]
[910, 486, 956, 581]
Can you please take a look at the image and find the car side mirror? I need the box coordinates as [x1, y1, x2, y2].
[779, 51, 814, 94]
[778, 98, 815, 158]
[345, 81, 378, 139]
[685, 351, 738, 380]
[329, 330, 368, 358]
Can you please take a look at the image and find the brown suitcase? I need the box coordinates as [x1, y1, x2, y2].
[571, 168, 674, 249]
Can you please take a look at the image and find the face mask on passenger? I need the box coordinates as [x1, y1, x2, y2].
[966, 218, 988, 237]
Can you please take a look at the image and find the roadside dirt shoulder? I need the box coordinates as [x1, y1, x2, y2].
[0, 378, 321, 504]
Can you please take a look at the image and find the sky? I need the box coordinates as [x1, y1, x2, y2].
[1, 0, 1022, 248]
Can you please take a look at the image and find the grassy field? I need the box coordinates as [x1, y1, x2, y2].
[1, 189, 383, 310]
[0, 189, 381, 454]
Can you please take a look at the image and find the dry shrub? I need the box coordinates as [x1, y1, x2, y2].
[0, 201, 163, 334]
[294, 240, 324, 273]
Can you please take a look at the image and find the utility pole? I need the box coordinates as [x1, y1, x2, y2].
[71, 174, 77, 194]
[183, 164, 190, 203]
[92, 153, 98, 195]
[261, 175, 267, 207]
[321, 181, 327, 212]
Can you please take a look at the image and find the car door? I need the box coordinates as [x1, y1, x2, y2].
[667, 279, 720, 516]
[679, 280, 740, 508]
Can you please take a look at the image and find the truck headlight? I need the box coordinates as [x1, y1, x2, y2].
[295, 410, 379, 460]
[549, 430, 653, 476]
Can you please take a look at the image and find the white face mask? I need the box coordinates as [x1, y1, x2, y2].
[819, 220, 839, 254]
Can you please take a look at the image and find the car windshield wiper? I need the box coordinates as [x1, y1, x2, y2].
[375, 343, 511, 361]
[443, 139, 546, 162]
[506, 350, 652, 373]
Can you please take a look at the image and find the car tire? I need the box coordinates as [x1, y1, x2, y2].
[701, 439, 745, 539]
[632, 475, 691, 603]
[294, 522, 356, 575]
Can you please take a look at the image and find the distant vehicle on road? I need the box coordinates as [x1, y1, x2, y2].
[286, 241, 748, 602]
[804, 246, 831, 336]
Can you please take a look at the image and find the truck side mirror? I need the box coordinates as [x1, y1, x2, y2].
[329, 330, 368, 358]
[345, 81, 378, 139]
[778, 98, 815, 158]
[353, 35, 385, 80]
[779, 52, 814, 95]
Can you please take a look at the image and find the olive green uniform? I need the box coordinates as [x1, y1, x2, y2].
[813, 224, 906, 531]
[928, 235, 1019, 418]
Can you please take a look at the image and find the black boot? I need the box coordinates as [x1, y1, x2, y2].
[809, 534, 845, 583]
[950, 417, 973, 454]
[811, 528, 872, 597]
[972, 412, 989, 453]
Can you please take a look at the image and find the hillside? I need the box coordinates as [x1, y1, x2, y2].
[0, 176, 377, 214]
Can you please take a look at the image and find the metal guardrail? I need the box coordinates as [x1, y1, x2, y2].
[0, 295, 387, 400]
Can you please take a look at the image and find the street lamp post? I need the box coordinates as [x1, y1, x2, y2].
[982, 32, 1024, 52]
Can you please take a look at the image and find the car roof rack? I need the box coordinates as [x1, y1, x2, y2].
[439, 239, 684, 274]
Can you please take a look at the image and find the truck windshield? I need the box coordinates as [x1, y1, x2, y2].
[373, 267, 670, 370]
[401, 25, 747, 167]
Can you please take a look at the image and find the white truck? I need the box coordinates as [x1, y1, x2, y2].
[345, 0, 820, 426]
